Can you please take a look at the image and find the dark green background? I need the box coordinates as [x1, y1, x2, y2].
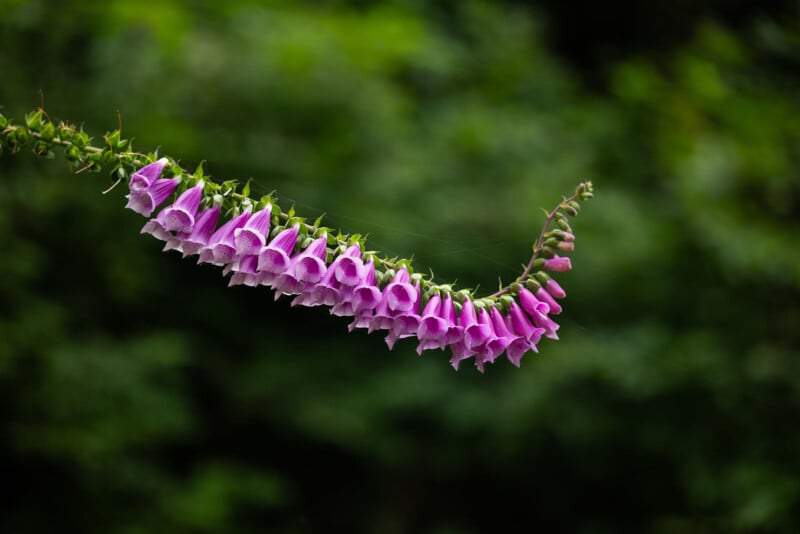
[2, 0, 799, 532]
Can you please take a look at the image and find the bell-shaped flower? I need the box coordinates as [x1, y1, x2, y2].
[159, 181, 204, 233]
[257, 225, 299, 285]
[140, 208, 173, 242]
[197, 210, 251, 266]
[518, 287, 551, 315]
[125, 177, 180, 217]
[449, 299, 480, 369]
[504, 302, 545, 367]
[543, 255, 572, 272]
[128, 158, 169, 192]
[368, 268, 412, 332]
[333, 245, 364, 287]
[472, 309, 502, 373]
[228, 255, 260, 287]
[441, 294, 464, 344]
[295, 265, 340, 308]
[535, 287, 562, 315]
[273, 235, 328, 297]
[385, 282, 421, 350]
[345, 260, 382, 331]
[416, 294, 448, 354]
[178, 206, 220, 257]
[487, 307, 516, 359]
[234, 206, 272, 256]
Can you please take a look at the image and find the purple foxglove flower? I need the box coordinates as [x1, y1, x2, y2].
[440, 294, 464, 344]
[234, 206, 272, 256]
[556, 241, 574, 252]
[544, 279, 566, 299]
[384, 268, 416, 313]
[159, 181, 204, 233]
[385, 282, 421, 350]
[128, 157, 168, 192]
[535, 287, 562, 315]
[563, 232, 575, 242]
[179, 206, 220, 257]
[125, 177, 180, 217]
[349, 260, 382, 314]
[449, 299, 480, 369]
[528, 306, 560, 340]
[464, 306, 492, 352]
[228, 255, 260, 287]
[473, 309, 500, 373]
[333, 245, 364, 286]
[416, 294, 448, 354]
[295, 265, 340, 308]
[508, 302, 545, 346]
[518, 287, 551, 315]
[486, 307, 516, 358]
[273, 235, 328, 297]
[345, 260, 382, 331]
[368, 286, 394, 333]
[543, 255, 572, 272]
[141, 208, 172, 242]
[256, 225, 299, 285]
[501, 305, 541, 368]
[197, 210, 251, 266]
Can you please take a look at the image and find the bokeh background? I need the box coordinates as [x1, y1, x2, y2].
[2, 0, 800, 532]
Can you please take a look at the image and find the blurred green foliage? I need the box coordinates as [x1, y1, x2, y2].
[1, 0, 799, 532]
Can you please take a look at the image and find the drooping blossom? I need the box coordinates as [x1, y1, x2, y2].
[197, 210, 251, 266]
[126, 177, 180, 217]
[257, 225, 299, 285]
[273, 235, 328, 297]
[128, 157, 169, 192]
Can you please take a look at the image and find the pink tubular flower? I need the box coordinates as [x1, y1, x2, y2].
[535, 287, 562, 315]
[234, 206, 272, 256]
[160, 181, 204, 233]
[128, 157, 169, 192]
[257, 226, 299, 285]
[125, 177, 180, 217]
[440, 294, 464, 344]
[273, 235, 328, 297]
[178, 206, 220, 257]
[368, 269, 412, 333]
[544, 278, 566, 299]
[197, 210, 251, 266]
[450, 299, 480, 369]
[473, 309, 500, 373]
[333, 245, 364, 287]
[385, 282, 421, 349]
[416, 294, 448, 354]
[505, 302, 545, 366]
[518, 287, 550, 315]
[543, 255, 572, 272]
[346, 260, 382, 331]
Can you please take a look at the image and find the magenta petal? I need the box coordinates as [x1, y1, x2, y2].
[464, 308, 492, 350]
[518, 287, 550, 315]
[545, 279, 566, 299]
[234, 206, 271, 256]
[181, 206, 220, 257]
[198, 210, 250, 266]
[508, 302, 545, 345]
[544, 255, 572, 272]
[535, 287, 562, 314]
[145, 178, 181, 216]
[257, 226, 299, 274]
[331, 245, 364, 287]
[128, 157, 168, 192]
[161, 182, 203, 232]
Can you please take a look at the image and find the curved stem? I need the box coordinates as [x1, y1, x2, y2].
[488, 189, 580, 298]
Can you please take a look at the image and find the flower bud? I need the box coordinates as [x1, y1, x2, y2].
[543, 256, 571, 272]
